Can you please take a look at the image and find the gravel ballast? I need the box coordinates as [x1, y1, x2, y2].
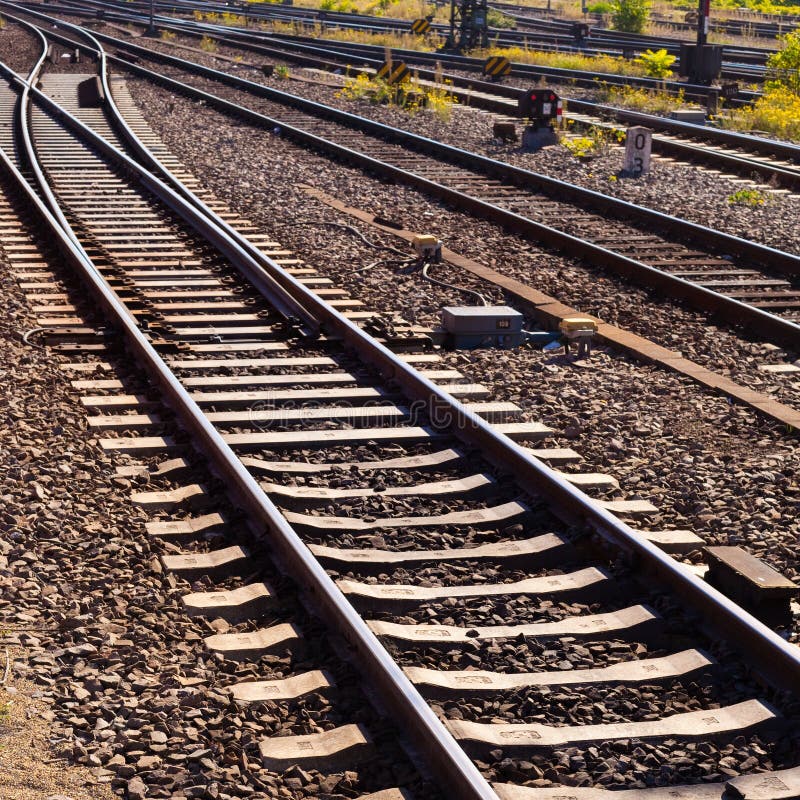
[1, 21, 799, 798]
[121, 72, 800, 602]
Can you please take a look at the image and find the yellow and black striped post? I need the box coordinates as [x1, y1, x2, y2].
[410, 17, 431, 34]
[376, 60, 411, 85]
[482, 55, 512, 81]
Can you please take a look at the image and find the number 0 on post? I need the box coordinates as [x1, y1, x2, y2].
[623, 125, 653, 177]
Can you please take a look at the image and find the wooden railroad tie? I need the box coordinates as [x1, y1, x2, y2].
[704, 546, 798, 627]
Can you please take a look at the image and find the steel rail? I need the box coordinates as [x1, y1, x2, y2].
[57, 3, 800, 170]
[30, 0, 763, 105]
[28, 4, 800, 362]
[185, 21, 767, 93]
[44, 5, 798, 177]
[28, 18, 800, 353]
[19, 0, 666, 100]
[265, 7, 773, 66]
[78, 0, 779, 67]
[5, 51, 800, 713]
[25, 0, 758, 102]
[44, 19, 800, 278]
[16, 20, 57, 192]
[155, 19, 761, 103]
[0, 4, 336, 326]
[495, 10, 776, 60]
[32, 0, 776, 81]
[494, 0, 800, 35]
[1, 61, 500, 800]
[161, 2, 771, 81]
[2, 8, 321, 334]
[567, 98, 800, 161]
[39, 0, 799, 178]
[23, 10, 800, 352]
[115, 23, 798, 187]
[243, 31, 763, 94]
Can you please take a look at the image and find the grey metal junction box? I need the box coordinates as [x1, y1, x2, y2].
[441, 305, 524, 349]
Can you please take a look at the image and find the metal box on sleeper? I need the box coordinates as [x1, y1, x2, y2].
[442, 306, 524, 348]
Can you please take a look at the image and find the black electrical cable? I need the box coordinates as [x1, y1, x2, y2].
[283, 221, 486, 304]
[22, 327, 47, 347]
[278, 220, 409, 257]
[421, 261, 489, 306]
[351, 256, 417, 274]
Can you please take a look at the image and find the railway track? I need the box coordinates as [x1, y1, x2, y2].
[1, 9, 800, 800]
[140, 17, 800, 181]
[0, 24, 473, 797]
[80, 9, 800, 191]
[31, 0, 767, 100]
[10, 4, 800, 355]
[489, 2, 779, 61]
[70, 0, 778, 73]
[30, 0, 800, 195]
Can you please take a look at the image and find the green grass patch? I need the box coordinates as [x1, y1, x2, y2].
[479, 45, 648, 75]
[596, 83, 698, 113]
[727, 188, 767, 205]
[717, 85, 800, 141]
[337, 70, 458, 120]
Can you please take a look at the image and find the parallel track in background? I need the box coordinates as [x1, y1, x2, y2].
[42, 2, 800, 192]
[114, 0, 781, 69]
[10, 3, 800, 352]
[27, 0, 772, 86]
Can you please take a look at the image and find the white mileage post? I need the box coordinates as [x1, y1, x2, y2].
[623, 125, 653, 177]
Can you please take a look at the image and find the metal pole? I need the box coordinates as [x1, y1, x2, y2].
[697, 0, 709, 46]
[148, 0, 155, 35]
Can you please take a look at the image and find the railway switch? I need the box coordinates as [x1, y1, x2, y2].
[559, 316, 597, 358]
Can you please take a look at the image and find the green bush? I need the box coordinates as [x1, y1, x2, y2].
[586, 1, 613, 12]
[727, 188, 766, 206]
[487, 8, 516, 28]
[766, 30, 800, 95]
[637, 47, 676, 78]
[611, 0, 649, 32]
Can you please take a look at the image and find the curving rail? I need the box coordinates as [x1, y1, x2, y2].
[11, 4, 800, 353]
